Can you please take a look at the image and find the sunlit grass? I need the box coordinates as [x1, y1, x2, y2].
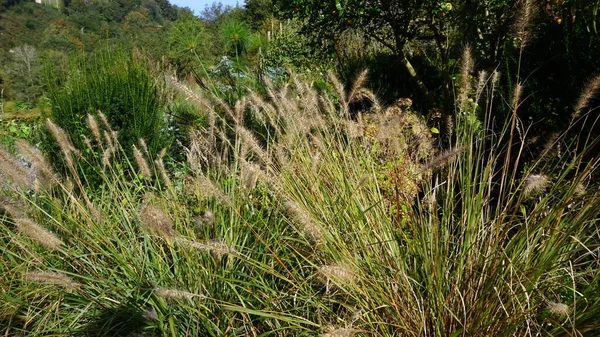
[1, 64, 599, 337]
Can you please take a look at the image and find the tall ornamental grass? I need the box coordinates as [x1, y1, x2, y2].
[46, 48, 170, 161]
[1, 60, 599, 336]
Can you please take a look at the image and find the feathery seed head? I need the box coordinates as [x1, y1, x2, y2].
[143, 307, 159, 321]
[154, 287, 201, 301]
[175, 237, 237, 257]
[514, 0, 535, 48]
[86, 114, 102, 145]
[97, 111, 111, 130]
[15, 217, 63, 250]
[241, 161, 260, 192]
[139, 204, 174, 237]
[154, 155, 173, 190]
[319, 263, 356, 285]
[459, 46, 473, 109]
[322, 327, 358, 337]
[15, 140, 60, 189]
[285, 200, 322, 244]
[133, 144, 152, 178]
[523, 174, 549, 197]
[24, 272, 79, 291]
[512, 83, 524, 110]
[0, 147, 34, 190]
[547, 302, 570, 316]
[202, 210, 215, 225]
[195, 175, 233, 207]
[572, 74, 600, 122]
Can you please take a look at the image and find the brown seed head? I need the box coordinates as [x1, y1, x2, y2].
[15, 217, 63, 250]
[24, 272, 79, 291]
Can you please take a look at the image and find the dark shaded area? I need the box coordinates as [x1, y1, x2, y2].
[78, 305, 150, 337]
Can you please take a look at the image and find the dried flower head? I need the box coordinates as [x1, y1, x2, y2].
[319, 263, 356, 285]
[154, 287, 202, 301]
[0, 147, 33, 190]
[143, 307, 159, 321]
[195, 175, 233, 208]
[514, 0, 535, 48]
[139, 204, 174, 236]
[547, 301, 570, 316]
[202, 210, 215, 226]
[285, 200, 322, 244]
[523, 174, 549, 197]
[15, 140, 60, 189]
[241, 161, 260, 192]
[458, 46, 473, 109]
[174, 237, 237, 258]
[15, 217, 63, 250]
[86, 114, 102, 145]
[572, 74, 600, 122]
[24, 272, 79, 291]
[133, 144, 152, 178]
[155, 153, 173, 190]
[322, 327, 358, 337]
[97, 111, 111, 130]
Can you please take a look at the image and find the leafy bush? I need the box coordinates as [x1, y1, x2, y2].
[46, 48, 170, 164]
[263, 20, 331, 72]
[24, 19, 36, 30]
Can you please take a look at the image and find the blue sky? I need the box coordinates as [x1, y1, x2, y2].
[169, 0, 242, 15]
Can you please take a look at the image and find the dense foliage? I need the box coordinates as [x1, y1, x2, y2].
[1, 0, 600, 336]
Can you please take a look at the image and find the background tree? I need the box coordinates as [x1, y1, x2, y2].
[244, 0, 274, 30]
[221, 19, 250, 62]
[167, 12, 210, 79]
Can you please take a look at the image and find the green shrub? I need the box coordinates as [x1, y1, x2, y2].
[46, 48, 170, 168]
[24, 19, 36, 30]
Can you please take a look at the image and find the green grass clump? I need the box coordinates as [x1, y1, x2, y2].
[1, 62, 599, 337]
[46, 48, 170, 164]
